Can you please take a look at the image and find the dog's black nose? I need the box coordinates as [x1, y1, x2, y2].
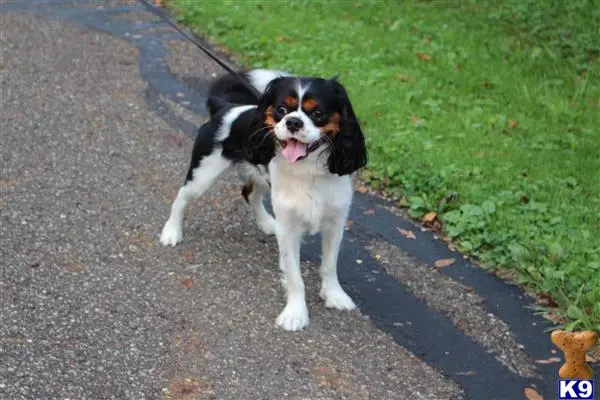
[285, 117, 304, 133]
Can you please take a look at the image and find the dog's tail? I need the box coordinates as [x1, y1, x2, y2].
[206, 72, 260, 116]
[206, 96, 234, 116]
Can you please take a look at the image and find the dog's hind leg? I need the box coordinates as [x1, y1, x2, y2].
[238, 163, 275, 235]
[242, 178, 275, 235]
[160, 151, 231, 246]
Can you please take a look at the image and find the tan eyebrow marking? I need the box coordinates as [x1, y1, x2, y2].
[283, 96, 298, 108]
[302, 98, 318, 112]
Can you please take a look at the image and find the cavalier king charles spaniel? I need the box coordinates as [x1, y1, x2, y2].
[160, 69, 367, 331]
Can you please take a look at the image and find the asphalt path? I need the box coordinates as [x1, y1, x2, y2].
[2, 1, 594, 399]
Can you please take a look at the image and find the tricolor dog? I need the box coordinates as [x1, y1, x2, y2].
[160, 69, 367, 331]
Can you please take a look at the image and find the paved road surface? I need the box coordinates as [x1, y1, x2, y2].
[2, 1, 591, 399]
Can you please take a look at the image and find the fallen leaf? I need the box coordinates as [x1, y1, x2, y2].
[535, 293, 558, 307]
[520, 195, 529, 204]
[313, 363, 350, 391]
[0, 179, 21, 188]
[112, 90, 135, 99]
[182, 251, 196, 263]
[534, 357, 561, 364]
[422, 211, 437, 223]
[180, 277, 194, 289]
[524, 387, 544, 400]
[167, 377, 212, 398]
[396, 74, 414, 82]
[64, 262, 86, 273]
[542, 309, 564, 325]
[416, 52, 432, 61]
[422, 211, 442, 231]
[411, 114, 420, 124]
[363, 209, 375, 216]
[509, 119, 519, 129]
[434, 258, 455, 268]
[357, 186, 368, 193]
[397, 227, 416, 239]
[344, 219, 353, 230]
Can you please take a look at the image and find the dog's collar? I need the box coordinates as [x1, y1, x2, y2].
[278, 137, 326, 160]
[306, 136, 327, 153]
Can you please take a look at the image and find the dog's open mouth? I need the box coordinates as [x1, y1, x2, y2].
[279, 138, 327, 164]
[280, 138, 309, 163]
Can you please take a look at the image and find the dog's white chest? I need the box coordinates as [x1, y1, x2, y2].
[270, 160, 352, 234]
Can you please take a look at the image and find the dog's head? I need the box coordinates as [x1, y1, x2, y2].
[252, 76, 367, 176]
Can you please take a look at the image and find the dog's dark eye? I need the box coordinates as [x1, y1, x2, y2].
[276, 106, 287, 115]
[312, 109, 325, 120]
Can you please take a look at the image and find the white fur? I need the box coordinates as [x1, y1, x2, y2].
[269, 151, 356, 331]
[297, 81, 310, 103]
[160, 152, 231, 246]
[216, 105, 255, 140]
[274, 110, 321, 145]
[238, 163, 275, 235]
[273, 82, 321, 147]
[160, 105, 254, 246]
[160, 74, 357, 332]
[247, 69, 292, 93]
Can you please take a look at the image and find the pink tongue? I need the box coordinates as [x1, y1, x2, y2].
[281, 140, 308, 163]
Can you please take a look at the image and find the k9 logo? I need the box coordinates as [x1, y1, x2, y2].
[558, 380, 594, 400]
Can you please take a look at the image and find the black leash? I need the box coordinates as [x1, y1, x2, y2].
[137, 0, 262, 99]
[137, 0, 327, 155]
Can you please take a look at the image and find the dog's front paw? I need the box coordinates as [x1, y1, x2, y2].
[320, 285, 356, 311]
[159, 219, 183, 246]
[276, 301, 309, 331]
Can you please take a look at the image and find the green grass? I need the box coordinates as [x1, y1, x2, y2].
[171, 0, 600, 332]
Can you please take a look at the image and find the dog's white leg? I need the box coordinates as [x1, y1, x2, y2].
[274, 223, 309, 331]
[319, 219, 356, 310]
[244, 180, 276, 235]
[160, 151, 231, 246]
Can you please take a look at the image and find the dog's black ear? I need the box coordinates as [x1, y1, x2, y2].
[254, 76, 283, 117]
[245, 78, 284, 165]
[327, 79, 367, 176]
